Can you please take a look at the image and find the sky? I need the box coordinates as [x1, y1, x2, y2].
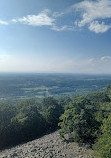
[0, 0, 111, 74]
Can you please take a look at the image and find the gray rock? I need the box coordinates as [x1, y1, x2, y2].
[0, 131, 95, 158]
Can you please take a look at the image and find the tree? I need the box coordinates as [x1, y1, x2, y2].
[58, 96, 99, 143]
[93, 114, 111, 158]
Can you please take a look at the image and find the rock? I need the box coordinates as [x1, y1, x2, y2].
[79, 155, 84, 158]
[31, 149, 37, 152]
[0, 131, 95, 158]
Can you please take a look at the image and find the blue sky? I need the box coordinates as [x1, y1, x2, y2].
[0, 0, 111, 74]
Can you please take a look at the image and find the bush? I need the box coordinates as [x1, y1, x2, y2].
[0, 97, 64, 149]
[93, 114, 111, 158]
[58, 96, 100, 143]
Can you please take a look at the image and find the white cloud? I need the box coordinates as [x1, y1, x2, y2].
[11, 19, 18, 23]
[12, 9, 75, 32]
[10, 0, 111, 33]
[52, 12, 64, 18]
[74, 0, 111, 33]
[89, 21, 111, 33]
[79, 56, 111, 73]
[49, 56, 111, 74]
[52, 25, 74, 31]
[100, 56, 111, 61]
[12, 9, 55, 26]
[0, 55, 111, 74]
[0, 20, 8, 25]
[87, 56, 111, 64]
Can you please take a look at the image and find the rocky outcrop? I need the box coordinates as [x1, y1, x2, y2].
[0, 131, 95, 158]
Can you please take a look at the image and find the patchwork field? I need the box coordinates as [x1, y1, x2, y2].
[0, 73, 111, 102]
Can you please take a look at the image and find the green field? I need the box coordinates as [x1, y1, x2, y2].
[0, 73, 111, 102]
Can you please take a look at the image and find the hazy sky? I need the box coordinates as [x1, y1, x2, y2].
[0, 0, 111, 74]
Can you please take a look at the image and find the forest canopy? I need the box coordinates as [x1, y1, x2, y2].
[59, 86, 111, 158]
[0, 85, 111, 158]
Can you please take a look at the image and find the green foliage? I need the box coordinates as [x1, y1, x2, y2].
[93, 114, 111, 158]
[0, 83, 111, 155]
[106, 84, 111, 93]
[41, 97, 64, 130]
[59, 96, 100, 143]
[13, 104, 45, 140]
[58, 85, 111, 157]
[85, 92, 110, 103]
[0, 103, 17, 148]
[0, 97, 63, 149]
